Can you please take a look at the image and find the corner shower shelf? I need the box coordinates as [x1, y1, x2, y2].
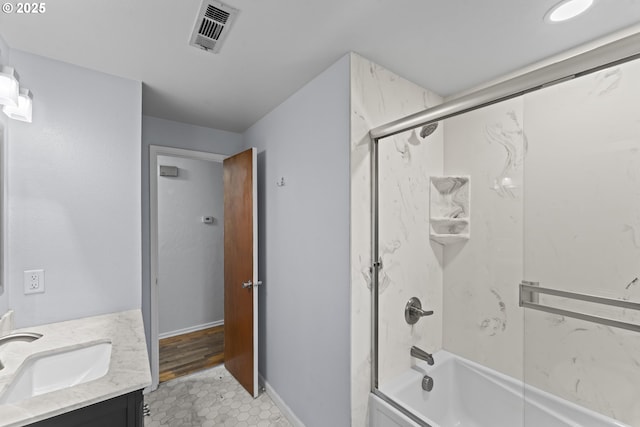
[429, 176, 470, 245]
[430, 218, 470, 244]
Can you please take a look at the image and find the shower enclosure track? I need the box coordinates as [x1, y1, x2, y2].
[369, 31, 640, 140]
[519, 283, 640, 333]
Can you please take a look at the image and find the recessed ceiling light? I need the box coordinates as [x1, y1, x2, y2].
[545, 0, 594, 23]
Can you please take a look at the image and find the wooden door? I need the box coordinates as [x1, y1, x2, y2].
[223, 147, 258, 397]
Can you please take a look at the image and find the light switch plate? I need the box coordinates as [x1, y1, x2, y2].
[24, 269, 45, 294]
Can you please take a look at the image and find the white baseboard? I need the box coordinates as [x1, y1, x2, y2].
[158, 320, 223, 339]
[259, 374, 306, 427]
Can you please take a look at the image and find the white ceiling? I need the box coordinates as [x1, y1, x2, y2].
[1, 0, 639, 132]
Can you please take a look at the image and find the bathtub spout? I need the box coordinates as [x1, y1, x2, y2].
[410, 346, 434, 365]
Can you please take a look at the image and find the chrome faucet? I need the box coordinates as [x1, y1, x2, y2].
[410, 346, 434, 366]
[0, 332, 42, 371]
[0, 332, 42, 347]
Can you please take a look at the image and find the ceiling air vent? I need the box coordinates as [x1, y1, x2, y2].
[189, 0, 239, 54]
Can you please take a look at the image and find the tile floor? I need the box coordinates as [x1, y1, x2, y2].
[144, 365, 292, 427]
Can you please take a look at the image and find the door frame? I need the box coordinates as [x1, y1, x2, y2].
[148, 145, 228, 391]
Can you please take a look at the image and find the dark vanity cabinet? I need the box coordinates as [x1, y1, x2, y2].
[28, 390, 144, 427]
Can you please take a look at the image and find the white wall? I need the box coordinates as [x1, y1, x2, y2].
[157, 155, 224, 336]
[350, 53, 444, 427]
[243, 55, 351, 427]
[7, 49, 142, 327]
[141, 116, 243, 351]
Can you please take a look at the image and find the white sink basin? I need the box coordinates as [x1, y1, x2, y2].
[0, 341, 112, 404]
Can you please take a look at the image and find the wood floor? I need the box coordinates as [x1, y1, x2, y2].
[159, 325, 224, 383]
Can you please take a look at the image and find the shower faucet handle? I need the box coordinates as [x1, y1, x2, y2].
[409, 306, 433, 317]
[405, 297, 434, 325]
[410, 306, 434, 317]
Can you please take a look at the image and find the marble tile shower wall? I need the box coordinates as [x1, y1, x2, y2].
[350, 53, 444, 427]
[522, 60, 640, 426]
[442, 59, 640, 426]
[442, 98, 526, 380]
[377, 125, 445, 387]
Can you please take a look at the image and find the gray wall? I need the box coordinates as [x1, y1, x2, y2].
[0, 34, 9, 311]
[157, 155, 224, 336]
[243, 54, 351, 427]
[141, 116, 243, 351]
[7, 49, 142, 327]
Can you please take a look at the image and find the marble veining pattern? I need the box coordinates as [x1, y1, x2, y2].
[479, 289, 507, 336]
[590, 66, 622, 97]
[0, 310, 151, 427]
[350, 52, 444, 427]
[484, 110, 527, 198]
[144, 366, 290, 427]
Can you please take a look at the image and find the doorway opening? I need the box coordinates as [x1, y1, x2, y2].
[149, 146, 259, 397]
[151, 147, 227, 384]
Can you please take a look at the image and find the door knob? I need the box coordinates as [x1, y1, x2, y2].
[242, 280, 263, 289]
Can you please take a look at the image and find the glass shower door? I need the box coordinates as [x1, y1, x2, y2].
[374, 98, 530, 427]
[522, 58, 640, 427]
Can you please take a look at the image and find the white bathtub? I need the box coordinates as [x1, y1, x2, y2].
[370, 350, 629, 427]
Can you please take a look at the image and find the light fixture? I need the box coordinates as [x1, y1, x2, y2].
[2, 88, 33, 123]
[0, 66, 19, 107]
[545, 0, 594, 22]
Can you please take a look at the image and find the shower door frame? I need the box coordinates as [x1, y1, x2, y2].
[368, 29, 640, 427]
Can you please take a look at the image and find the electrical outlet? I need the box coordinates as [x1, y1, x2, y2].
[24, 269, 45, 295]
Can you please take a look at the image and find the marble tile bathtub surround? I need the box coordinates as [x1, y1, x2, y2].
[442, 98, 526, 381]
[351, 52, 640, 427]
[0, 310, 151, 427]
[442, 59, 640, 426]
[377, 126, 444, 386]
[350, 53, 444, 427]
[521, 61, 640, 426]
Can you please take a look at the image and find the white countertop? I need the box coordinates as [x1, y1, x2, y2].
[0, 309, 151, 427]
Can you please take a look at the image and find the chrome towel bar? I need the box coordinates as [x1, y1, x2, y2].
[519, 282, 640, 333]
